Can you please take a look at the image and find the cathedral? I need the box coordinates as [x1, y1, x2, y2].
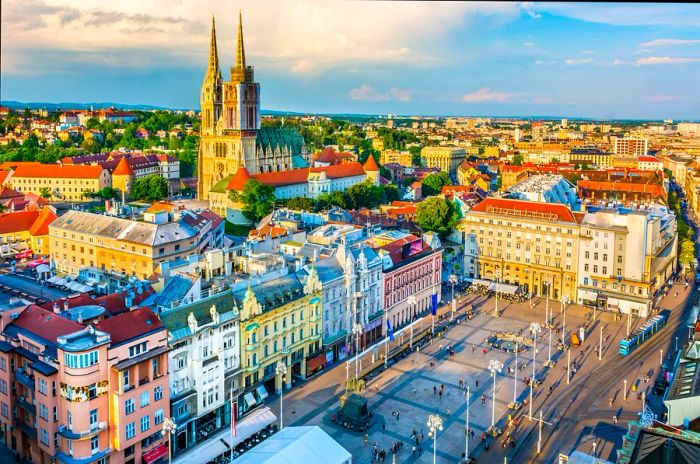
[197, 13, 308, 201]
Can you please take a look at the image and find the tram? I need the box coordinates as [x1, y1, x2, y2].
[619, 310, 670, 356]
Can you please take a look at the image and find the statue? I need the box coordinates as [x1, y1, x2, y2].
[209, 304, 220, 325]
[187, 312, 198, 334]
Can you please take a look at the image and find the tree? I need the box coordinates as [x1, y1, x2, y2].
[415, 197, 458, 235]
[346, 180, 381, 209]
[421, 172, 452, 196]
[131, 174, 169, 202]
[409, 146, 422, 167]
[380, 184, 399, 204]
[680, 239, 696, 270]
[228, 179, 275, 222]
[512, 154, 524, 166]
[286, 196, 315, 212]
[39, 187, 51, 200]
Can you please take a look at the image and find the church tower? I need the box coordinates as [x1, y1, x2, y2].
[197, 12, 261, 201]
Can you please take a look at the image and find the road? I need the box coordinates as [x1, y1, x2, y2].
[0, 272, 70, 303]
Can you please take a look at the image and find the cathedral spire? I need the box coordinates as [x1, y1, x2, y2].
[235, 10, 246, 71]
[206, 15, 221, 80]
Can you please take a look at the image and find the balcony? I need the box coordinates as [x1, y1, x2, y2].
[17, 396, 36, 415]
[15, 369, 35, 390]
[138, 377, 150, 387]
[14, 419, 36, 439]
[56, 447, 112, 464]
[58, 422, 107, 440]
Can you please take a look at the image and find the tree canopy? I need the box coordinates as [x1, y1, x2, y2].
[420, 171, 452, 196]
[679, 239, 696, 269]
[130, 174, 169, 202]
[229, 179, 276, 223]
[512, 153, 524, 166]
[416, 197, 458, 235]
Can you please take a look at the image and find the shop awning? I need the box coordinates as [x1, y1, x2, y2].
[243, 391, 257, 408]
[472, 278, 492, 287]
[255, 385, 269, 401]
[489, 282, 519, 295]
[143, 444, 168, 464]
[307, 353, 327, 373]
[35, 264, 51, 274]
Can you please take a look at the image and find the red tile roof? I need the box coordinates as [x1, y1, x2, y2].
[0, 161, 42, 171]
[249, 224, 289, 240]
[638, 156, 660, 162]
[313, 147, 355, 164]
[470, 197, 577, 223]
[12, 164, 105, 179]
[0, 186, 23, 199]
[93, 307, 163, 345]
[578, 180, 665, 197]
[10, 305, 84, 343]
[0, 211, 40, 235]
[364, 155, 379, 172]
[28, 207, 57, 236]
[230, 162, 368, 189]
[227, 167, 251, 191]
[112, 157, 134, 176]
[93, 289, 154, 316]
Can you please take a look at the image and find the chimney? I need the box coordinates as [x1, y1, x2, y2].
[63, 298, 69, 312]
[53, 301, 60, 314]
[125, 291, 134, 309]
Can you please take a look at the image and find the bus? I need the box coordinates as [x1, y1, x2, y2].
[619, 310, 670, 356]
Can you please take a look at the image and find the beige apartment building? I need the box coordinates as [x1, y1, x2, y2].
[379, 150, 412, 167]
[462, 198, 580, 301]
[7, 164, 111, 202]
[420, 146, 466, 175]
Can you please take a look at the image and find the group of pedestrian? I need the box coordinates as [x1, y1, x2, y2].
[391, 410, 400, 421]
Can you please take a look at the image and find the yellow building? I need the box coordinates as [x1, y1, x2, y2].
[380, 149, 412, 167]
[500, 165, 533, 191]
[420, 146, 466, 175]
[0, 207, 57, 256]
[111, 157, 135, 195]
[233, 269, 323, 406]
[463, 197, 580, 301]
[8, 164, 111, 202]
[457, 162, 489, 190]
[48, 209, 224, 278]
[686, 169, 700, 217]
[611, 156, 639, 169]
[569, 152, 612, 168]
[483, 146, 499, 158]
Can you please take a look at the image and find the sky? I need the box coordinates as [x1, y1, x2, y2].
[1, 1, 700, 119]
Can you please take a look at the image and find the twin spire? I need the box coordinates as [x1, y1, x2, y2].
[206, 11, 247, 83]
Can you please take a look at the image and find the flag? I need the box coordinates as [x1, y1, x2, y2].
[386, 319, 394, 341]
[431, 294, 438, 316]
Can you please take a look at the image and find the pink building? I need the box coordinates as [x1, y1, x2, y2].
[371, 233, 443, 331]
[0, 301, 170, 464]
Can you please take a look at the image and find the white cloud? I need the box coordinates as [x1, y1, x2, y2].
[581, 50, 594, 55]
[611, 59, 632, 66]
[350, 84, 412, 102]
[639, 38, 700, 48]
[523, 42, 536, 47]
[461, 87, 513, 103]
[564, 58, 593, 65]
[0, 0, 522, 74]
[636, 56, 700, 65]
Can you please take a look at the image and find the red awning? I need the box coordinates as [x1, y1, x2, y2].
[307, 353, 327, 373]
[143, 444, 168, 464]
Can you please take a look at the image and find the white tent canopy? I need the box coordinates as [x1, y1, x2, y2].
[232, 426, 351, 464]
[489, 282, 520, 295]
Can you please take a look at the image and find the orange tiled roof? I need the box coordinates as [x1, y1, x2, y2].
[578, 180, 665, 197]
[248, 224, 289, 240]
[364, 155, 379, 172]
[470, 197, 577, 223]
[112, 157, 134, 176]
[0, 161, 42, 171]
[12, 164, 105, 179]
[0, 211, 40, 235]
[228, 167, 251, 191]
[28, 207, 57, 236]
[230, 162, 367, 189]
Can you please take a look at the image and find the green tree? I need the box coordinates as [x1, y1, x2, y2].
[409, 146, 422, 167]
[680, 239, 695, 270]
[512, 154, 524, 166]
[416, 197, 458, 235]
[39, 187, 52, 200]
[421, 172, 452, 196]
[380, 184, 399, 204]
[346, 180, 381, 209]
[131, 174, 169, 202]
[228, 179, 275, 222]
[286, 196, 315, 212]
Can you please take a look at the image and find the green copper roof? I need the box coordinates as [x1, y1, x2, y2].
[257, 127, 306, 158]
[211, 174, 234, 193]
[160, 290, 237, 340]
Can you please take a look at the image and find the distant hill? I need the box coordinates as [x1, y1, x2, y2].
[0, 101, 175, 111]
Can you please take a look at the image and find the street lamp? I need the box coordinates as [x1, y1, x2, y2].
[276, 362, 287, 429]
[448, 274, 458, 321]
[427, 414, 443, 464]
[529, 322, 541, 420]
[352, 323, 364, 379]
[465, 384, 470, 461]
[488, 359, 503, 428]
[407, 295, 417, 349]
[599, 324, 603, 361]
[512, 342, 519, 407]
[161, 417, 177, 464]
[561, 297, 568, 347]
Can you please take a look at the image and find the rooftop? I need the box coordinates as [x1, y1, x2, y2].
[509, 174, 571, 193]
[470, 197, 578, 223]
[93, 307, 163, 346]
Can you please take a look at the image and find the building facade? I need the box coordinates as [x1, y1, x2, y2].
[613, 137, 648, 156]
[7, 164, 111, 202]
[420, 147, 466, 176]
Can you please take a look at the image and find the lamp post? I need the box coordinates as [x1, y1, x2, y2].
[489, 359, 503, 428]
[161, 417, 177, 464]
[626, 311, 631, 338]
[449, 274, 458, 321]
[407, 295, 417, 349]
[352, 323, 363, 380]
[276, 362, 287, 429]
[566, 348, 571, 385]
[529, 322, 541, 420]
[493, 269, 501, 318]
[513, 342, 519, 407]
[599, 324, 603, 361]
[427, 414, 443, 464]
[659, 349, 663, 367]
[465, 384, 470, 460]
[561, 297, 568, 347]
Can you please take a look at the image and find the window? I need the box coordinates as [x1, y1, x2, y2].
[39, 378, 47, 394]
[125, 444, 135, 457]
[91, 436, 99, 454]
[90, 409, 98, 428]
[154, 409, 164, 425]
[140, 415, 150, 432]
[140, 391, 150, 407]
[67, 411, 72, 429]
[40, 428, 49, 446]
[53, 406, 57, 422]
[0, 379, 6, 394]
[64, 350, 99, 369]
[125, 398, 135, 415]
[128, 342, 147, 358]
[154, 386, 163, 402]
[152, 358, 159, 378]
[122, 370, 130, 389]
[0, 402, 8, 419]
[176, 355, 187, 370]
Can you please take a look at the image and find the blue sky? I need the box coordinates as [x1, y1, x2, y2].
[1, 1, 699, 119]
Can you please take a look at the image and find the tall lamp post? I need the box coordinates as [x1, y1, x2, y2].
[529, 322, 541, 420]
[465, 384, 470, 460]
[488, 359, 503, 429]
[448, 274, 458, 321]
[427, 414, 443, 464]
[352, 323, 363, 379]
[493, 269, 502, 318]
[407, 295, 417, 349]
[161, 417, 177, 464]
[276, 362, 287, 429]
[512, 342, 519, 408]
[561, 296, 568, 346]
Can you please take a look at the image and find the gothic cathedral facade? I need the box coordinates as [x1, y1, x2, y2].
[197, 13, 300, 201]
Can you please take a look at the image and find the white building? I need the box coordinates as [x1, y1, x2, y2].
[576, 204, 678, 317]
[613, 137, 648, 156]
[159, 288, 241, 456]
[508, 174, 581, 211]
[637, 156, 664, 172]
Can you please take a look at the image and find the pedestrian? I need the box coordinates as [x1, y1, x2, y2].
[382, 423, 385, 432]
[396, 411, 400, 421]
[613, 415, 618, 423]
[364, 433, 369, 445]
[433, 385, 437, 395]
[412, 445, 416, 455]
[439, 390, 443, 400]
[476, 379, 479, 388]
